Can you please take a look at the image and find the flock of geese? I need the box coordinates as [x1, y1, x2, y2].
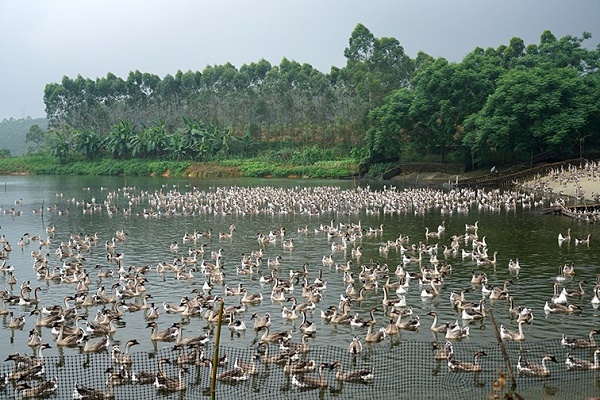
[0, 177, 598, 398]
[521, 160, 600, 223]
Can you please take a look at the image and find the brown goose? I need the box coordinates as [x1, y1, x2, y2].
[329, 360, 374, 382]
[517, 354, 558, 377]
[291, 362, 329, 388]
[447, 350, 487, 372]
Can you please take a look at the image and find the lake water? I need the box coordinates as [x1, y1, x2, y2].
[0, 175, 599, 399]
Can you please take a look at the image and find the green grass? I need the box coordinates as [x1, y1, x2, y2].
[0, 155, 359, 179]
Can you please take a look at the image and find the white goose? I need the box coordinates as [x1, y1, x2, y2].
[551, 283, 568, 305]
[500, 320, 526, 341]
[558, 228, 571, 245]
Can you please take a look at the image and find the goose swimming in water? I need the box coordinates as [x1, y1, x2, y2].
[447, 350, 487, 372]
[561, 329, 599, 348]
[212, 359, 249, 382]
[551, 283, 568, 305]
[558, 228, 571, 244]
[461, 299, 486, 320]
[291, 362, 329, 389]
[146, 321, 176, 342]
[347, 335, 363, 354]
[517, 354, 558, 377]
[251, 312, 271, 330]
[574, 234, 591, 246]
[432, 341, 453, 361]
[500, 320, 526, 341]
[365, 325, 387, 343]
[112, 339, 140, 364]
[565, 349, 600, 370]
[329, 360, 374, 382]
[299, 310, 317, 333]
[73, 380, 115, 399]
[258, 326, 291, 344]
[15, 377, 58, 399]
[445, 323, 469, 340]
[564, 280, 586, 298]
[544, 301, 582, 314]
[508, 258, 521, 274]
[81, 335, 110, 353]
[154, 360, 187, 392]
[240, 288, 263, 304]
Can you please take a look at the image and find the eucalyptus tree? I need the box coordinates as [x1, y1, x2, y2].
[339, 23, 416, 148]
[177, 69, 202, 115]
[158, 74, 180, 121]
[125, 71, 160, 124]
[342, 23, 414, 108]
[200, 63, 239, 126]
[44, 82, 68, 129]
[239, 59, 270, 130]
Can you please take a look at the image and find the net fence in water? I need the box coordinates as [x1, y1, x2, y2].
[2, 338, 600, 400]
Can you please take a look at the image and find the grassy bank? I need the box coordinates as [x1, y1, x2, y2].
[0, 155, 359, 179]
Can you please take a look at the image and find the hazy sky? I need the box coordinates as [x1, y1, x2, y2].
[1, 0, 599, 121]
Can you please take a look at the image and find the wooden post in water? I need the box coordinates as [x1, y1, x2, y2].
[210, 299, 224, 400]
[488, 308, 516, 391]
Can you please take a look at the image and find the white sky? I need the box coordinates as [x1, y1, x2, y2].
[1, 0, 599, 121]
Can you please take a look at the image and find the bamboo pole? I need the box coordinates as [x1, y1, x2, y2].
[487, 308, 516, 390]
[210, 299, 224, 400]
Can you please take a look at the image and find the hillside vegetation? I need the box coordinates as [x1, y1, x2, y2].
[0, 117, 47, 156]
[3, 24, 600, 178]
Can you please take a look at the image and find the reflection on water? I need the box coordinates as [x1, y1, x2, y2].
[0, 175, 599, 398]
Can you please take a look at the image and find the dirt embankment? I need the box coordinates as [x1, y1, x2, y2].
[183, 163, 242, 178]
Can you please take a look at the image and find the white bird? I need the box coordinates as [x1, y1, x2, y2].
[558, 228, 571, 245]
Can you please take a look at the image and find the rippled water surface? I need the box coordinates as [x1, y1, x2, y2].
[0, 175, 599, 396]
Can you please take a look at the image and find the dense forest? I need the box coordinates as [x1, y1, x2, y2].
[40, 24, 600, 171]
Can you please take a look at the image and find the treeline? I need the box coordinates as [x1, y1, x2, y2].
[41, 24, 600, 169]
[0, 117, 48, 156]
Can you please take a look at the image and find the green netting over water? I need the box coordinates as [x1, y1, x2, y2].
[2, 340, 599, 399]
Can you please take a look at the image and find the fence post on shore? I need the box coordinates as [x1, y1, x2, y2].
[210, 298, 224, 400]
[488, 308, 516, 391]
